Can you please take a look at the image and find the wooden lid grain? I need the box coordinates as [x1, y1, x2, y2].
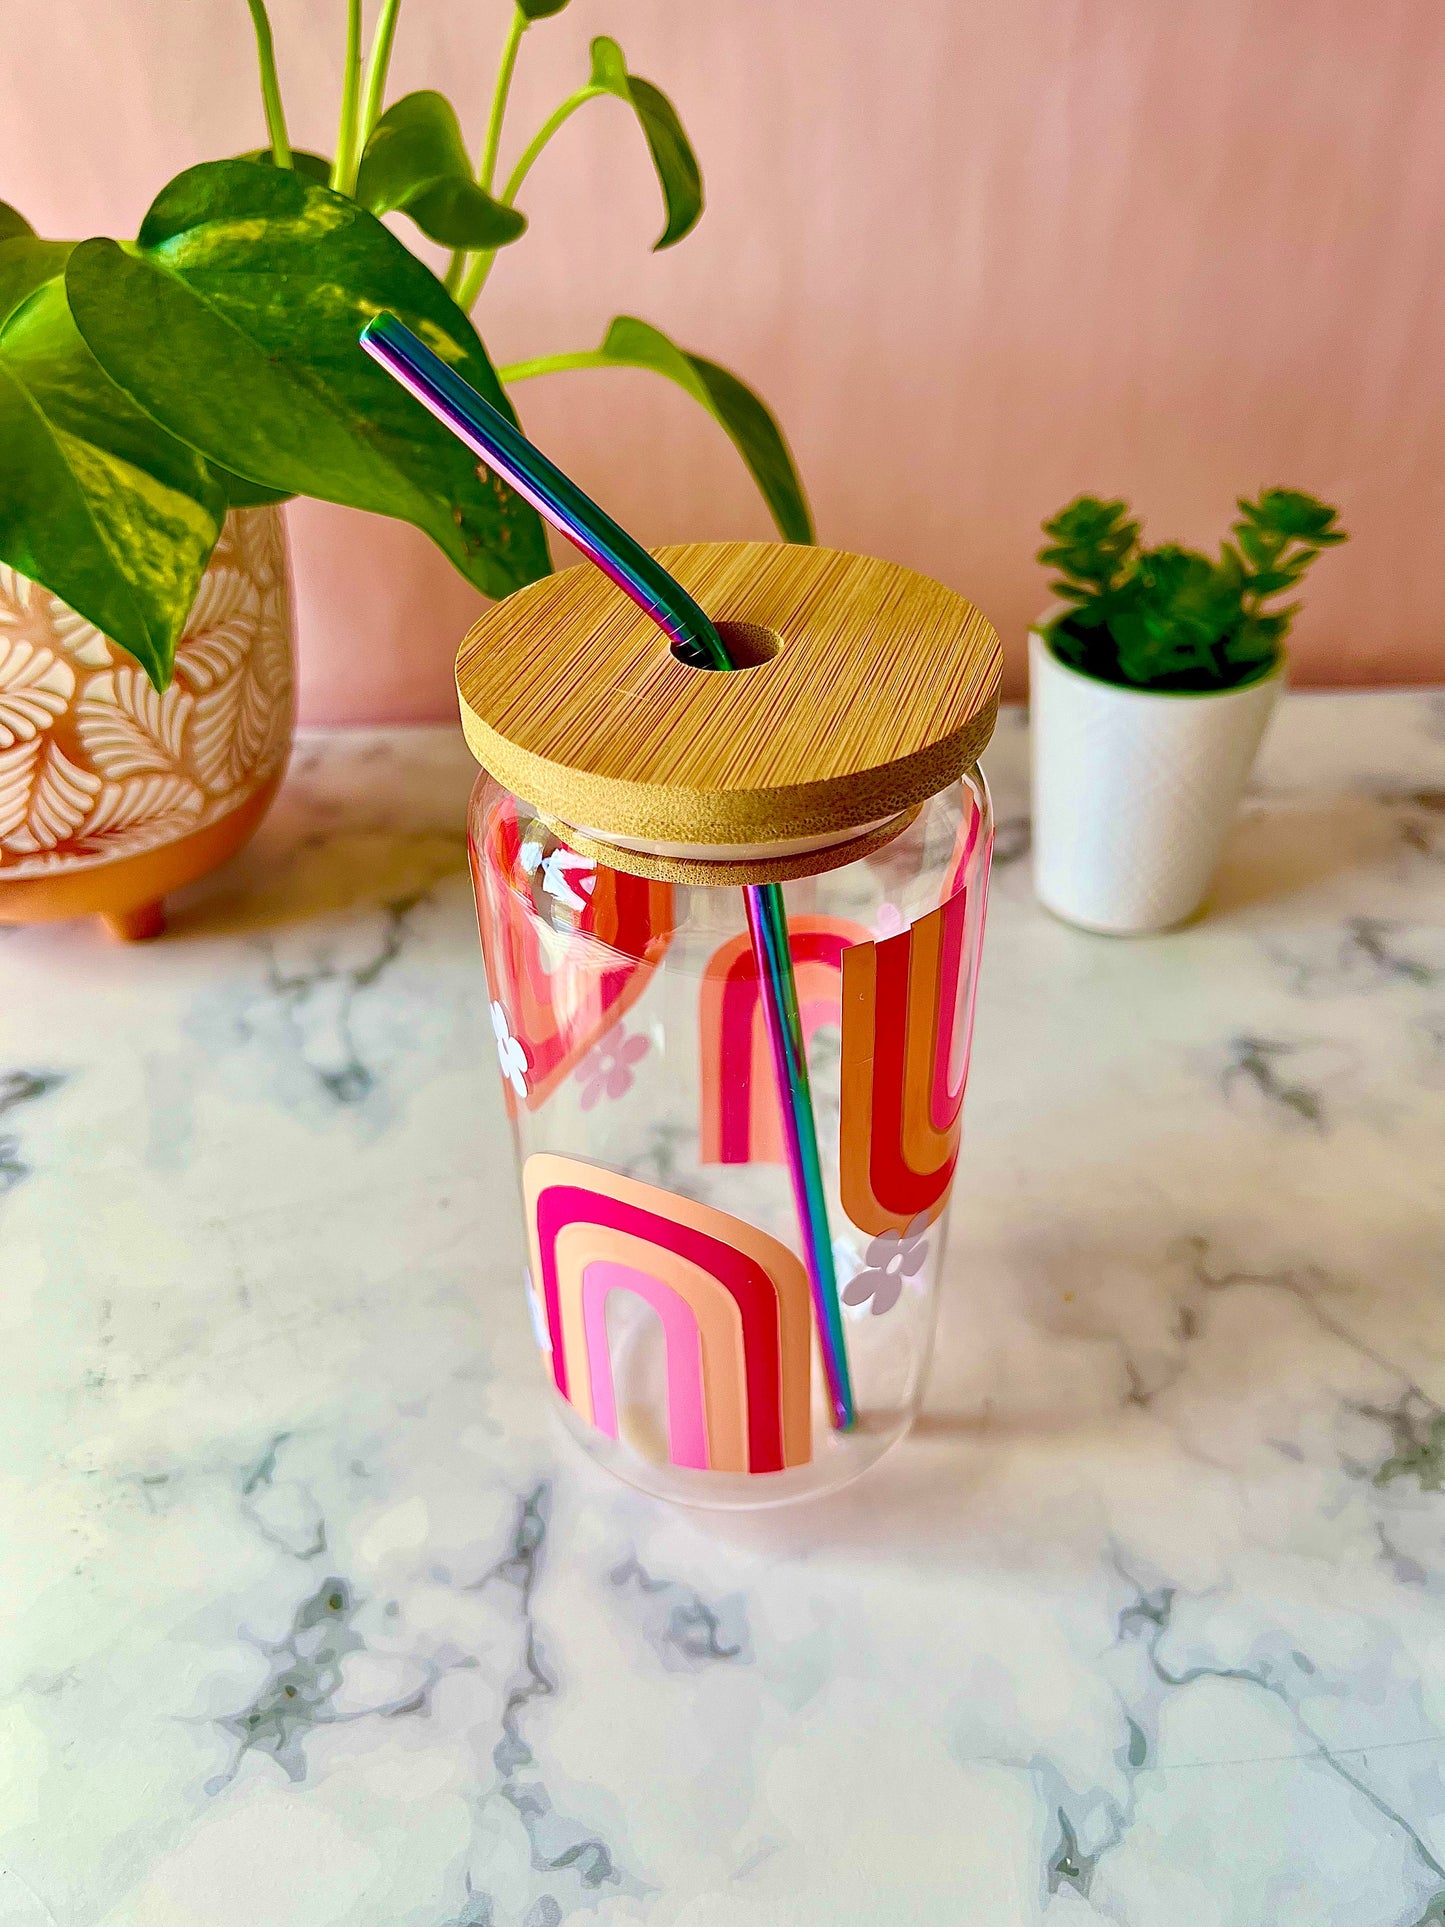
[455, 540, 1002, 850]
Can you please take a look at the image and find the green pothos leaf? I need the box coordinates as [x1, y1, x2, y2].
[65, 159, 551, 602]
[0, 201, 35, 244]
[586, 315, 812, 542]
[209, 465, 293, 509]
[356, 93, 528, 250]
[587, 38, 703, 249]
[0, 228, 224, 689]
[240, 147, 334, 187]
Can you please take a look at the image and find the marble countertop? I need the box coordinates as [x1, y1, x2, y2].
[4, 691, 1445, 1927]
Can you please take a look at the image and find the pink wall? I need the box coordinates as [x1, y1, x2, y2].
[6, 2, 1444, 715]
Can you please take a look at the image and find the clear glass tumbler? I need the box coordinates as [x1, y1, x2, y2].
[467, 767, 993, 1508]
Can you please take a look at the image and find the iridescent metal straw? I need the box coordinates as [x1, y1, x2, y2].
[360, 313, 855, 1431]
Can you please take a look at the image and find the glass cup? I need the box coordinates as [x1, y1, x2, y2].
[467, 766, 993, 1508]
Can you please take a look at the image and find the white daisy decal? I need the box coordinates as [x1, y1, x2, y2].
[490, 999, 530, 1100]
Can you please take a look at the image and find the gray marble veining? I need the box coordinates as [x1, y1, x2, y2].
[2, 693, 1443, 1926]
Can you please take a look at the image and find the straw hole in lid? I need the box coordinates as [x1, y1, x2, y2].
[670, 619, 784, 672]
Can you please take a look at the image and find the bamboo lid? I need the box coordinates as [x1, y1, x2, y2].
[455, 540, 1002, 859]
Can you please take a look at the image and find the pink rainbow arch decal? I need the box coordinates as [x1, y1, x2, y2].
[839, 877, 987, 1236]
[943, 783, 989, 902]
[699, 916, 867, 1164]
[524, 1154, 813, 1473]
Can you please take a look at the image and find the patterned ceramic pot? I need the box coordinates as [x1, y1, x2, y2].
[0, 507, 294, 939]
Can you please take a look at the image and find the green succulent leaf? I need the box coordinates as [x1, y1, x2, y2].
[1238, 567, 1299, 597]
[1232, 521, 1277, 569]
[0, 229, 225, 689]
[65, 159, 551, 603]
[1041, 486, 1346, 693]
[356, 92, 528, 249]
[1039, 496, 1140, 591]
[1237, 487, 1346, 545]
[240, 147, 334, 186]
[587, 38, 703, 249]
[587, 315, 812, 541]
[517, 0, 571, 18]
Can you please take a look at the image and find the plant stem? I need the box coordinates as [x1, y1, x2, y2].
[452, 248, 494, 308]
[332, 0, 366, 195]
[358, 0, 403, 149]
[445, 3, 528, 298]
[479, 4, 528, 193]
[453, 86, 601, 309]
[497, 349, 610, 383]
[500, 85, 600, 205]
[246, 0, 293, 168]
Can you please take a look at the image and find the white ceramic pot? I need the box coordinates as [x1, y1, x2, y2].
[1028, 620, 1282, 934]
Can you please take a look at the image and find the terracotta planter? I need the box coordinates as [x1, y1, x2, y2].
[0, 507, 294, 938]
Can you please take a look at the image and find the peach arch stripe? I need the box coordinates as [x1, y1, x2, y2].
[554, 1219, 749, 1473]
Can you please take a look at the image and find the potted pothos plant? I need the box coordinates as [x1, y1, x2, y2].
[1029, 489, 1346, 933]
[0, 0, 810, 938]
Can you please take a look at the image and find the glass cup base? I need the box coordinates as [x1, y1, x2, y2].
[549, 1384, 916, 1511]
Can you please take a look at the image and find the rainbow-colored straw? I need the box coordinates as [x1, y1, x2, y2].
[361, 312, 855, 1431]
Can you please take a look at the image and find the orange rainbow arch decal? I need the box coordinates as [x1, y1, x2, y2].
[699, 916, 867, 1164]
[524, 1155, 813, 1473]
[839, 874, 988, 1236]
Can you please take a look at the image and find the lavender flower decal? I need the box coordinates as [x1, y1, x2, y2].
[576, 1027, 649, 1110]
[841, 1215, 931, 1316]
